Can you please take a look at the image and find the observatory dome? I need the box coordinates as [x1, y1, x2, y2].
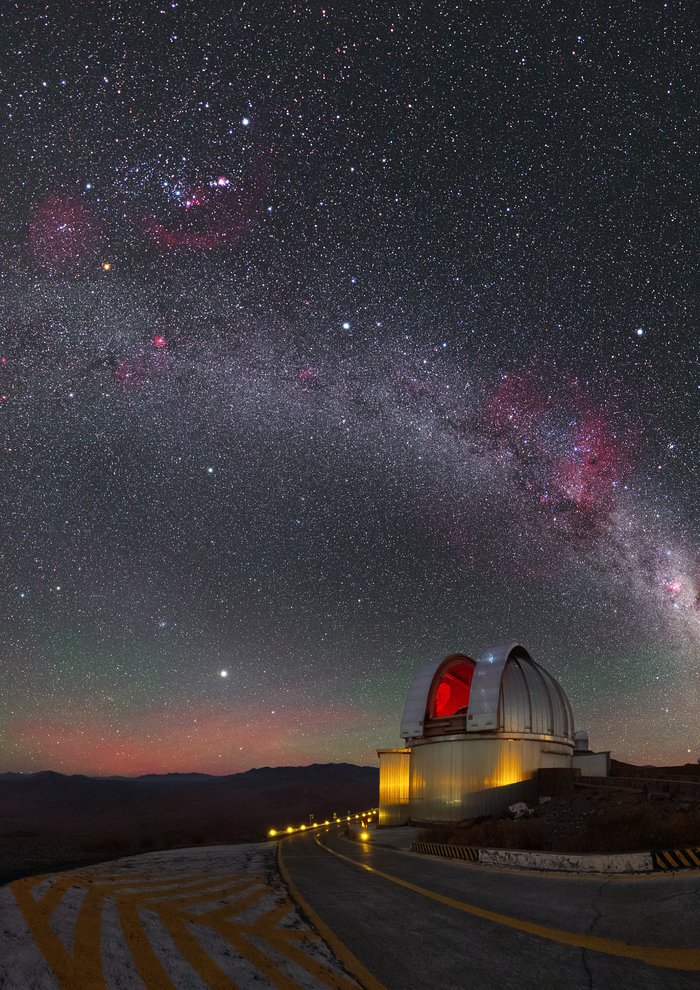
[400, 642, 574, 746]
[379, 641, 578, 824]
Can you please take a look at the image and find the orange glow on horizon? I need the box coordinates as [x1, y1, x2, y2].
[7, 701, 377, 776]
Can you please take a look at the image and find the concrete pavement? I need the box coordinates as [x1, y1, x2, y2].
[1, 832, 698, 989]
[279, 829, 700, 990]
[0, 843, 363, 989]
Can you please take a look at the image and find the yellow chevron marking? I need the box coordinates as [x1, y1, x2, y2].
[10, 861, 360, 990]
[11, 876, 106, 990]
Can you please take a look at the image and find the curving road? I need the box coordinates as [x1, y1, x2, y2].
[280, 829, 700, 990]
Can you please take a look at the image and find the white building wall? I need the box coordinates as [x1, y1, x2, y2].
[409, 735, 572, 820]
[572, 751, 610, 777]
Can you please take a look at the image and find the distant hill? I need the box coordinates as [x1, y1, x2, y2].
[610, 759, 700, 779]
[0, 763, 378, 884]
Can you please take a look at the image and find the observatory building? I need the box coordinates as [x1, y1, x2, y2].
[378, 642, 605, 825]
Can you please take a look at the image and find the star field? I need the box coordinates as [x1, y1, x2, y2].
[0, 0, 697, 774]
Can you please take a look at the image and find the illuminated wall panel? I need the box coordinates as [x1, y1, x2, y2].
[378, 748, 411, 826]
[409, 736, 571, 821]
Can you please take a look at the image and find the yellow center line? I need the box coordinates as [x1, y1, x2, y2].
[314, 836, 700, 973]
[278, 840, 388, 990]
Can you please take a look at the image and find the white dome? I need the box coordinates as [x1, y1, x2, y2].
[400, 642, 574, 746]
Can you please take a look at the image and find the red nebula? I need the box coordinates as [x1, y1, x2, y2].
[663, 579, 683, 595]
[556, 412, 622, 512]
[481, 366, 632, 532]
[298, 366, 319, 384]
[484, 371, 547, 436]
[145, 153, 269, 253]
[114, 357, 148, 389]
[183, 187, 208, 210]
[28, 194, 102, 267]
[153, 335, 167, 349]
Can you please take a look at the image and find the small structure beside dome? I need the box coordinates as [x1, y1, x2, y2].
[378, 641, 606, 825]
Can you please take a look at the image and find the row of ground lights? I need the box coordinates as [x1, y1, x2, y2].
[268, 810, 378, 839]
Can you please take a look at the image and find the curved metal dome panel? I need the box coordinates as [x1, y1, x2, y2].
[399, 656, 444, 739]
[498, 654, 573, 739]
[466, 642, 521, 732]
[400, 642, 574, 745]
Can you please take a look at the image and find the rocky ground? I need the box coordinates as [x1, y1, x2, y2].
[421, 783, 700, 853]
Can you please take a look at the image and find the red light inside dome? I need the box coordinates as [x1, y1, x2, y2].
[432, 658, 476, 718]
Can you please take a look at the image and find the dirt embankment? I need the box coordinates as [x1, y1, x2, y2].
[421, 782, 700, 854]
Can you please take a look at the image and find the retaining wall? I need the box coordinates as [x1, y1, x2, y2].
[410, 841, 700, 873]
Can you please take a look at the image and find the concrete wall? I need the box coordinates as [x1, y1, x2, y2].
[409, 735, 571, 821]
[572, 751, 610, 777]
[473, 848, 653, 874]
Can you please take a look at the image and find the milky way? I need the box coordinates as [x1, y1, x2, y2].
[0, 1, 697, 773]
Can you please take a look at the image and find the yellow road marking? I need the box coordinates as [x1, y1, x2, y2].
[314, 835, 700, 972]
[101, 872, 258, 898]
[118, 898, 178, 990]
[71, 887, 107, 989]
[11, 862, 362, 990]
[235, 898, 361, 990]
[278, 840, 389, 990]
[259, 928, 359, 988]
[118, 877, 264, 910]
[12, 876, 108, 989]
[36, 875, 80, 912]
[198, 885, 270, 918]
[80, 871, 214, 888]
[156, 907, 243, 989]
[207, 914, 306, 990]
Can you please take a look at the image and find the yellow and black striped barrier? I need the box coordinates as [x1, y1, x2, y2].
[411, 841, 479, 862]
[652, 848, 700, 870]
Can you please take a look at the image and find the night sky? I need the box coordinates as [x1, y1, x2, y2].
[1, 1, 697, 775]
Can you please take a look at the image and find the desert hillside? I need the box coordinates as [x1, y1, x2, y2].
[0, 763, 379, 883]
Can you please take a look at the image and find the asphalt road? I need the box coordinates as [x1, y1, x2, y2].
[280, 829, 700, 990]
